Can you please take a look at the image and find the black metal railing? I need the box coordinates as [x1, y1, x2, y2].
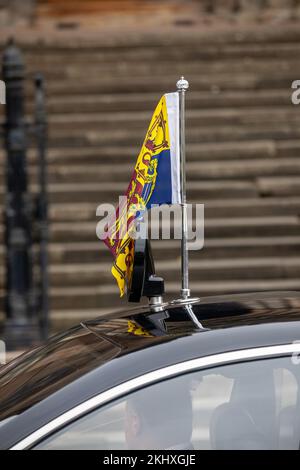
[1, 40, 49, 350]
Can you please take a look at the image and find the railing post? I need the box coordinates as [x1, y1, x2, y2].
[34, 73, 49, 341]
[2, 40, 39, 350]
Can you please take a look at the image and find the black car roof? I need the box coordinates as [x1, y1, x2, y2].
[1, 290, 300, 449]
[85, 290, 300, 332]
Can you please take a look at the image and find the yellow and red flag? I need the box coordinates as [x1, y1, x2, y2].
[103, 93, 180, 296]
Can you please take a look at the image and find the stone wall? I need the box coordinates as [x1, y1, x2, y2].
[1, 1, 299, 26]
[0, 0, 36, 26]
[199, 0, 300, 16]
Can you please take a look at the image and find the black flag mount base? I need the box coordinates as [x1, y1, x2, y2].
[127, 238, 165, 304]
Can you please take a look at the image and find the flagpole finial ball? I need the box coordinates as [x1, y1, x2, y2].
[176, 76, 189, 91]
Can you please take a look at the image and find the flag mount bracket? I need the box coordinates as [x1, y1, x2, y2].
[127, 238, 164, 306]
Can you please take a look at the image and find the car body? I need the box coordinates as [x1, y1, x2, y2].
[1, 290, 300, 450]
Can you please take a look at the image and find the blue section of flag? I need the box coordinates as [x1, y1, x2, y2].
[144, 149, 172, 208]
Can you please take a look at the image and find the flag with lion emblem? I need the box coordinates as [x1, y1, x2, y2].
[102, 93, 181, 296]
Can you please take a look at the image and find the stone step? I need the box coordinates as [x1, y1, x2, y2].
[32, 73, 296, 96]
[47, 107, 300, 131]
[0, 179, 298, 205]
[28, 180, 261, 202]
[1, 197, 300, 228]
[23, 56, 300, 75]
[257, 177, 300, 197]
[1, 257, 300, 289]
[56, 46, 294, 66]
[16, 158, 300, 183]
[20, 72, 300, 93]
[45, 126, 300, 147]
[46, 197, 300, 222]
[27, 90, 292, 114]
[19, 62, 297, 98]
[22, 42, 300, 64]
[33, 236, 300, 264]
[39, 257, 300, 287]
[0, 196, 300, 225]
[1, 139, 298, 166]
[47, 216, 300, 242]
[1, 236, 297, 266]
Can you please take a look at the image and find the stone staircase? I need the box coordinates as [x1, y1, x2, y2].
[1, 28, 300, 332]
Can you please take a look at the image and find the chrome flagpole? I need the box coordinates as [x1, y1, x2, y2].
[177, 76, 190, 300]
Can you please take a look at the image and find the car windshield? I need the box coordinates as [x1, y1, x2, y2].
[0, 325, 120, 422]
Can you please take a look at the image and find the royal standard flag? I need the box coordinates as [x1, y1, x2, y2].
[103, 93, 181, 296]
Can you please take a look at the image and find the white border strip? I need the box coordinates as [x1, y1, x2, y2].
[11, 343, 300, 450]
[165, 92, 181, 205]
